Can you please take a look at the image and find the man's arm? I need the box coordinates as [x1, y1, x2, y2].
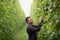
[33, 16, 43, 31]
[27, 23, 42, 32]
[35, 23, 42, 31]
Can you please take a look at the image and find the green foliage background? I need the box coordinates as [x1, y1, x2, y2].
[0, 0, 60, 40]
[0, 0, 26, 40]
[31, 0, 60, 40]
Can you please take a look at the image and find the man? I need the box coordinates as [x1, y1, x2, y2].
[25, 16, 43, 40]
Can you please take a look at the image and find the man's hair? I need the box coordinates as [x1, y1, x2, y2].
[25, 17, 30, 23]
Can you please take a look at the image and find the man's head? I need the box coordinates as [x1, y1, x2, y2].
[25, 17, 33, 24]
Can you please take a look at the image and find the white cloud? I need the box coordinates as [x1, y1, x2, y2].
[19, 0, 33, 17]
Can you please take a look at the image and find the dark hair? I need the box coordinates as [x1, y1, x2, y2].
[25, 17, 30, 23]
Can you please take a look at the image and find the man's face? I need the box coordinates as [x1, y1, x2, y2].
[28, 18, 33, 24]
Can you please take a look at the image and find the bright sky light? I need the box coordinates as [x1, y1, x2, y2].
[19, 0, 33, 17]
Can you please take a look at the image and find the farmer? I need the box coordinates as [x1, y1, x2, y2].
[25, 16, 43, 40]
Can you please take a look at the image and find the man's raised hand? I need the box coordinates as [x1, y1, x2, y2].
[39, 16, 44, 23]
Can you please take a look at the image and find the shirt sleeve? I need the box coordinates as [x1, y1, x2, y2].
[27, 23, 42, 32]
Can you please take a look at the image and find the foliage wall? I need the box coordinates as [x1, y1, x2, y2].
[0, 0, 25, 40]
[31, 0, 60, 40]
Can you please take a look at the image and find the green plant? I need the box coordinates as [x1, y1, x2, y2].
[0, 0, 25, 40]
[31, 0, 60, 40]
